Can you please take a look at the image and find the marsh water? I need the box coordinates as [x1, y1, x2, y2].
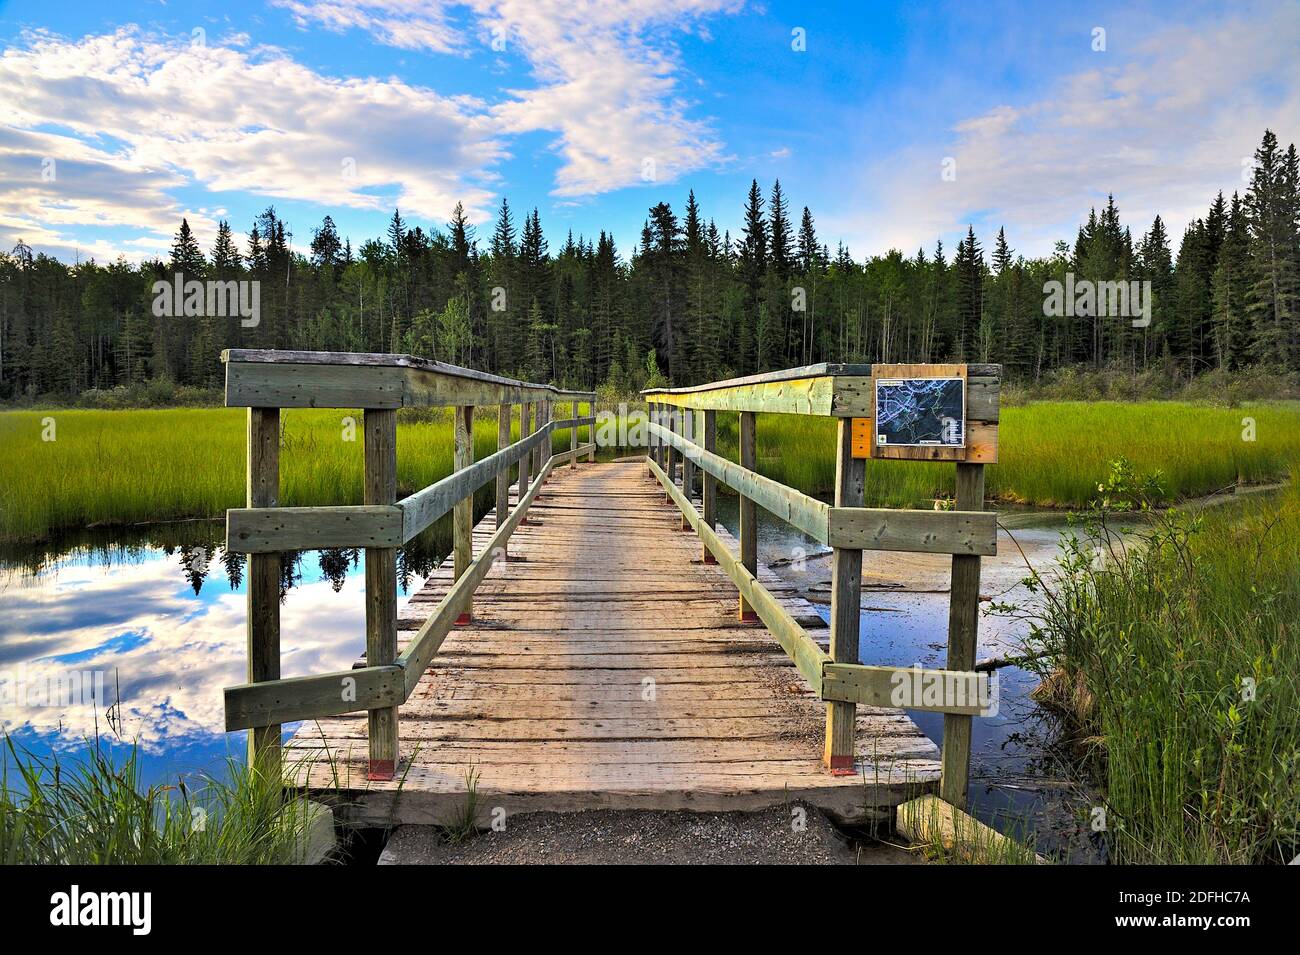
[0, 522, 442, 787]
[1, 496, 1098, 860]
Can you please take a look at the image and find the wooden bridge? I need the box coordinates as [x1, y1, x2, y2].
[220, 350, 1001, 826]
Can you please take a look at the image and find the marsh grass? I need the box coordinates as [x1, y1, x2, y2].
[0, 736, 330, 864]
[715, 401, 1300, 509]
[0, 406, 595, 541]
[1016, 477, 1300, 864]
[1, 401, 1296, 541]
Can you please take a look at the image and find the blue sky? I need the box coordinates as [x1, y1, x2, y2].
[1, 0, 1297, 265]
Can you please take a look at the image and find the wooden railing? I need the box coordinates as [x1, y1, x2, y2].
[220, 349, 595, 780]
[643, 362, 1001, 806]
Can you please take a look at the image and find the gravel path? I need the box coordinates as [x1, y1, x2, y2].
[379, 803, 921, 865]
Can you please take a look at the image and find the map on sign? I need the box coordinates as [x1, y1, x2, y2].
[875, 377, 965, 448]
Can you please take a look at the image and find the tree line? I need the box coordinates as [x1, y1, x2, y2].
[1, 129, 1296, 400]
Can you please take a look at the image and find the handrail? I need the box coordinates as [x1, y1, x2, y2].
[641, 361, 1001, 803]
[222, 348, 594, 409]
[222, 348, 596, 781]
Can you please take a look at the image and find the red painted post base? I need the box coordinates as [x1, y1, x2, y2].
[366, 759, 396, 781]
[454, 612, 472, 626]
[827, 755, 856, 777]
[702, 553, 717, 564]
[739, 610, 758, 623]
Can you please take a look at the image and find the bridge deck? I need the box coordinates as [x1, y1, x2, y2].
[285, 460, 940, 825]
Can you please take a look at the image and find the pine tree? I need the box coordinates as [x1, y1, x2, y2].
[169, 219, 205, 275]
[737, 180, 767, 371]
[1244, 129, 1298, 367]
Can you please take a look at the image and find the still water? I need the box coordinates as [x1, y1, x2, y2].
[0, 523, 436, 785]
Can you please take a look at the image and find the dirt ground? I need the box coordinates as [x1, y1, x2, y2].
[378, 803, 922, 865]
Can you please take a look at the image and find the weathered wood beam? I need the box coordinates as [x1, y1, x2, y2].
[642, 365, 1000, 422]
[363, 408, 399, 779]
[827, 507, 997, 556]
[222, 349, 592, 410]
[245, 407, 281, 774]
[399, 425, 549, 541]
[941, 463, 986, 810]
[648, 420, 829, 543]
[825, 417, 864, 773]
[224, 665, 405, 731]
[226, 504, 403, 553]
[821, 663, 992, 717]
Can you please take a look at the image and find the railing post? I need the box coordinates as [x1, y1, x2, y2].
[524, 401, 537, 480]
[454, 404, 474, 625]
[363, 408, 399, 780]
[570, 398, 578, 469]
[941, 461, 985, 808]
[664, 407, 677, 505]
[825, 417, 865, 774]
[587, 398, 596, 463]
[496, 403, 512, 555]
[648, 402, 659, 474]
[738, 410, 757, 620]
[541, 400, 552, 473]
[246, 407, 281, 777]
[680, 407, 694, 531]
[701, 409, 717, 564]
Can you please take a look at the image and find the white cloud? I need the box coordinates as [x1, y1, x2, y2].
[0, 553, 429, 752]
[272, 0, 742, 195]
[831, 4, 1300, 258]
[0, 27, 504, 260]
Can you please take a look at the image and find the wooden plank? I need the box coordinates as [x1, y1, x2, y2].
[825, 417, 864, 772]
[226, 504, 402, 553]
[940, 462, 985, 809]
[827, 507, 997, 556]
[364, 408, 399, 779]
[399, 424, 548, 541]
[648, 421, 828, 542]
[224, 665, 405, 730]
[222, 350, 591, 410]
[245, 407, 281, 773]
[642, 364, 878, 417]
[821, 663, 992, 716]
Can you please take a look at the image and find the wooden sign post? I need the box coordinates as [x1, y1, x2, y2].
[849, 363, 1000, 808]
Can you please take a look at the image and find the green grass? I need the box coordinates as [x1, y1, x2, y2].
[0, 406, 594, 542]
[2, 401, 1297, 542]
[1019, 478, 1300, 864]
[722, 401, 1300, 509]
[0, 737, 330, 864]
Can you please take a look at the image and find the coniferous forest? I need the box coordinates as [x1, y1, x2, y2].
[2, 129, 1297, 401]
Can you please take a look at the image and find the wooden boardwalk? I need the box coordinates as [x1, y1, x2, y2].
[286, 460, 941, 825]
